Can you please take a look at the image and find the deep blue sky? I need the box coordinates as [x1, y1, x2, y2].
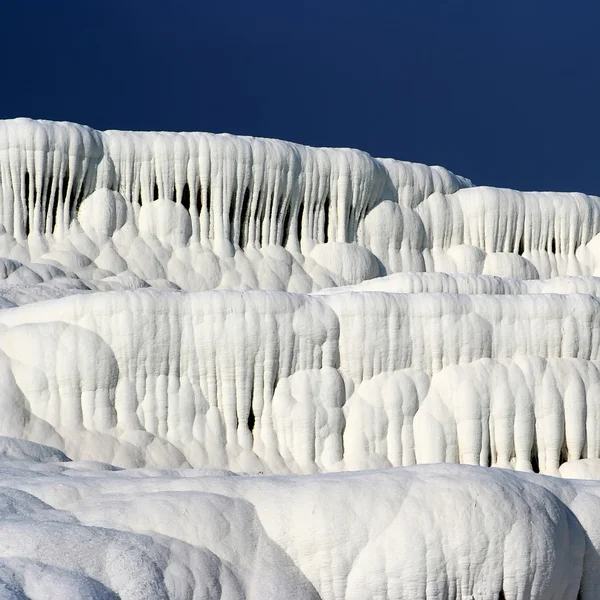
[1, 1, 599, 194]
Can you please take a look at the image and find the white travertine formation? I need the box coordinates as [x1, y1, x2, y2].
[0, 437, 596, 600]
[6, 118, 600, 288]
[0, 118, 474, 292]
[0, 289, 598, 478]
[316, 271, 600, 296]
[2, 118, 600, 597]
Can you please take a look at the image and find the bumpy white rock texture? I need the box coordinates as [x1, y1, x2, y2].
[3, 289, 600, 478]
[0, 436, 597, 600]
[0, 118, 475, 292]
[2, 118, 600, 597]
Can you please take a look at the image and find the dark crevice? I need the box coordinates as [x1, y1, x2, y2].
[47, 175, 55, 233]
[347, 205, 354, 243]
[24, 172, 30, 236]
[551, 238, 557, 254]
[74, 189, 84, 217]
[282, 200, 291, 246]
[498, 591, 505, 600]
[50, 189, 59, 233]
[229, 193, 236, 244]
[206, 185, 211, 216]
[517, 236, 525, 256]
[62, 174, 69, 202]
[323, 195, 331, 243]
[153, 182, 160, 201]
[240, 188, 250, 247]
[196, 184, 202, 213]
[530, 444, 539, 474]
[181, 183, 191, 211]
[560, 443, 569, 466]
[257, 191, 264, 246]
[69, 184, 76, 209]
[73, 176, 86, 215]
[296, 202, 304, 243]
[247, 404, 255, 433]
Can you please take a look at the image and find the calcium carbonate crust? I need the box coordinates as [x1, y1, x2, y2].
[0, 436, 595, 600]
[1, 288, 600, 478]
[1, 118, 600, 599]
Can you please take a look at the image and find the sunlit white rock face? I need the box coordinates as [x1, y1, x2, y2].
[4, 289, 600, 479]
[0, 436, 597, 600]
[0, 118, 474, 291]
[1, 118, 600, 598]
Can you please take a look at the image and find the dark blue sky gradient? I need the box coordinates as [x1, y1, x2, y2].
[1, 1, 599, 194]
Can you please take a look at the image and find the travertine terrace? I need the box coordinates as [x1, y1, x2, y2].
[0, 118, 597, 599]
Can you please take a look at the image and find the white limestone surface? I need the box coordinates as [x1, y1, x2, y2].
[5, 119, 600, 289]
[1, 118, 600, 598]
[0, 118, 475, 292]
[0, 436, 595, 600]
[0, 289, 596, 477]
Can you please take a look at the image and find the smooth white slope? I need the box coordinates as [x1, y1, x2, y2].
[315, 271, 600, 296]
[0, 437, 594, 600]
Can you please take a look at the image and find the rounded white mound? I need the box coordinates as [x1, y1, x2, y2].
[0, 437, 595, 600]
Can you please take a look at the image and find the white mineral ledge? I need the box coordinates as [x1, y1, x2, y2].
[0, 118, 596, 598]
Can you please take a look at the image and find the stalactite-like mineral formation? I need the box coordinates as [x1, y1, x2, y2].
[0, 118, 597, 599]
